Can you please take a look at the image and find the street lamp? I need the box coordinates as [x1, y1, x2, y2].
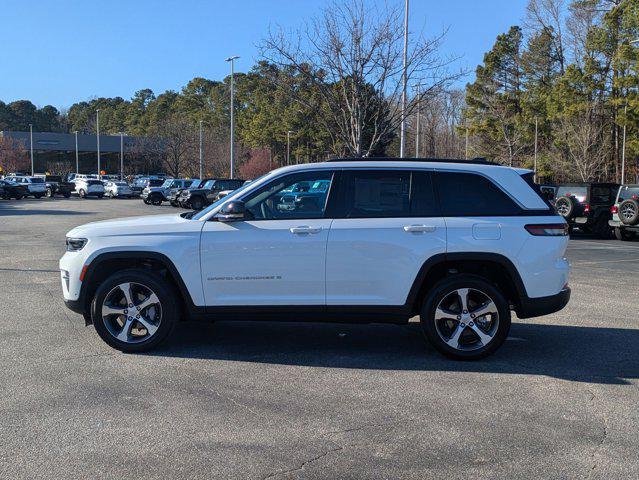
[74, 131, 79, 173]
[399, 0, 410, 158]
[115, 132, 126, 180]
[29, 124, 34, 175]
[225, 55, 240, 179]
[287, 130, 294, 165]
[96, 109, 101, 176]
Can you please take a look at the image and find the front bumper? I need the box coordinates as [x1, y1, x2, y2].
[516, 288, 571, 319]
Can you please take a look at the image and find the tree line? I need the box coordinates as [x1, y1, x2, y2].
[2, 0, 635, 183]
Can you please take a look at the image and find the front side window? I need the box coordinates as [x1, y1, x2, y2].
[436, 172, 521, 216]
[243, 171, 334, 220]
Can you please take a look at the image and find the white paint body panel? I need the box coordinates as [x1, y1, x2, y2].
[200, 219, 332, 305]
[326, 217, 446, 305]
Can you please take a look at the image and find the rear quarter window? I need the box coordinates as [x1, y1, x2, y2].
[435, 172, 522, 216]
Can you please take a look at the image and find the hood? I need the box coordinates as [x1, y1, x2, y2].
[66, 214, 196, 238]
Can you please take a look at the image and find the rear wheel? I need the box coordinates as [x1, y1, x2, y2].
[45, 187, 53, 198]
[91, 269, 179, 352]
[420, 275, 511, 360]
[150, 194, 163, 205]
[614, 227, 635, 241]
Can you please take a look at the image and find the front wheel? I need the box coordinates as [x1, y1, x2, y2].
[420, 275, 511, 360]
[150, 194, 163, 206]
[45, 187, 53, 198]
[91, 269, 179, 352]
[79, 189, 86, 198]
[190, 196, 204, 210]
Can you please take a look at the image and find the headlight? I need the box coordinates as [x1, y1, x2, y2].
[66, 237, 88, 251]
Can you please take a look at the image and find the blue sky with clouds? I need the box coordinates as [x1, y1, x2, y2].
[1, 0, 527, 109]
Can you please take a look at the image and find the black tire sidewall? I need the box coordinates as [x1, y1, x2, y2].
[191, 197, 203, 210]
[420, 275, 511, 360]
[151, 194, 162, 205]
[91, 269, 179, 352]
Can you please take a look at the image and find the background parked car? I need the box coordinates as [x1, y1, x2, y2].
[539, 184, 557, 203]
[168, 179, 204, 207]
[609, 184, 639, 241]
[104, 181, 134, 198]
[0, 179, 28, 199]
[141, 178, 196, 205]
[74, 178, 105, 198]
[179, 178, 246, 210]
[8, 175, 48, 198]
[554, 183, 619, 238]
[35, 174, 74, 198]
[131, 177, 165, 197]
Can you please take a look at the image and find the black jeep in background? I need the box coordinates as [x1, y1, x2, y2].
[37, 175, 74, 198]
[554, 183, 620, 238]
[178, 178, 245, 210]
[0, 179, 29, 199]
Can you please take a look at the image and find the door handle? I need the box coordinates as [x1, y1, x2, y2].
[403, 224, 436, 233]
[290, 226, 322, 234]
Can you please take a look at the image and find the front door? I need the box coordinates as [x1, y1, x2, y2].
[200, 170, 335, 306]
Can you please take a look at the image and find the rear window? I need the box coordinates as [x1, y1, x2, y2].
[30, 177, 45, 184]
[436, 172, 521, 216]
[591, 186, 613, 204]
[556, 186, 587, 203]
[618, 186, 639, 202]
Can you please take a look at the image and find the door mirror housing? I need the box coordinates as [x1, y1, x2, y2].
[216, 200, 246, 222]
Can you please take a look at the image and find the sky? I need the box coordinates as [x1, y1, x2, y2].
[1, 0, 528, 110]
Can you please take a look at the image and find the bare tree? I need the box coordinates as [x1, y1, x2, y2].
[261, 0, 461, 157]
[555, 108, 609, 181]
[150, 114, 198, 178]
[525, 0, 567, 72]
[0, 135, 28, 174]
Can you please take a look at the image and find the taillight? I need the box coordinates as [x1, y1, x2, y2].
[525, 224, 569, 236]
[611, 205, 618, 214]
[583, 203, 590, 214]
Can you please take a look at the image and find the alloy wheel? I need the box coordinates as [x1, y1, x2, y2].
[101, 282, 162, 344]
[434, 288, 499, 351]
[620, 203, 637, 222]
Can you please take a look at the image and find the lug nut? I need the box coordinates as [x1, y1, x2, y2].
[470, 313, 475, 318]
[456, 315, 461, 320]
[469, 321, 474, 326]
[463, 310, 468, 314]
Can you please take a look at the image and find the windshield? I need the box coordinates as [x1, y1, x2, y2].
[618, 186, 639, 202]
[161, 179, 173, 187]
[202, 180, 215, 189]
[192, 176, 263, 220]
[557, 186, 587, 203]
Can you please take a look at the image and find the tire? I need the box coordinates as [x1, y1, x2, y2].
[170, 200, 179, 207]
[45, 187, 53, 198]
[555, 196, 576, 219]
[614, 227, 635, 241]
[420, 274, 511, 360]
[150, 194, 163, 206]
[619, 199, 639, 226]
[593, 217, 613, 239]
[190, 196, 204, 210]
[90, 269, 179, 353]
[13, 194, 24, 200]
[34, 193, 44, 199]
[143, 198, 151, 205]
[79, 189, 86, 198]
[63, 192, 71, 198]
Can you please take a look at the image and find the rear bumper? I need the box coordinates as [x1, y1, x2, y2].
[516, 288, 571, 319]
[64, 298, 84, 315]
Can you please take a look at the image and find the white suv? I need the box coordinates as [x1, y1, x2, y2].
[60, 159, 570, 359]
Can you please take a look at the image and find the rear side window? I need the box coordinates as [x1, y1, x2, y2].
[341, 170, 410, 218]
[435, 172, 521, 216]
[618, 186, 639, 202]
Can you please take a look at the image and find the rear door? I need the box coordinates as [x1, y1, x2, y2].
[326, 169, 446, 306]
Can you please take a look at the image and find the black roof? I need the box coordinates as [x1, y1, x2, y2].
[326, 157, 497, 166]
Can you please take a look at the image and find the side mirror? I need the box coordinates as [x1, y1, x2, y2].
[216, 200, 246, 222]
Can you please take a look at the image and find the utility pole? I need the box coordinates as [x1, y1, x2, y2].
[225, 55, 240, 179]
[413, 83, 421, 157]
[96, 109, 101, 176]
[74, 131, 79, 173]
[534, 117, 538, 183]
[621, 103, 627, 185]
[199, 120, 204, 180]
[287, 130, 293, 165]
[29, 124, 34, 175]
[399, 0, 409, 158]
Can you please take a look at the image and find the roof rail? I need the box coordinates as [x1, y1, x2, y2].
[326, 157, 498, 166]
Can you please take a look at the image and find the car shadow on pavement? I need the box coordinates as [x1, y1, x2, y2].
[149, 320, 639, 385]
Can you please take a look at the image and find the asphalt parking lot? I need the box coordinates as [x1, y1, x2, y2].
[1, 197, 638, 480]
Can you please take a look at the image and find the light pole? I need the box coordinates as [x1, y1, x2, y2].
[96, 109, 101, 176]
[287, 130, 293, 165]
[116, 132, 125, 180]
[199, 120, 204, 180]
[225, 55, 240, 179]
[29, 124, 34, 175]
[74, 131, 79, 173]
[413, 83, 421, 157]
[399, 0, 410, 158]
